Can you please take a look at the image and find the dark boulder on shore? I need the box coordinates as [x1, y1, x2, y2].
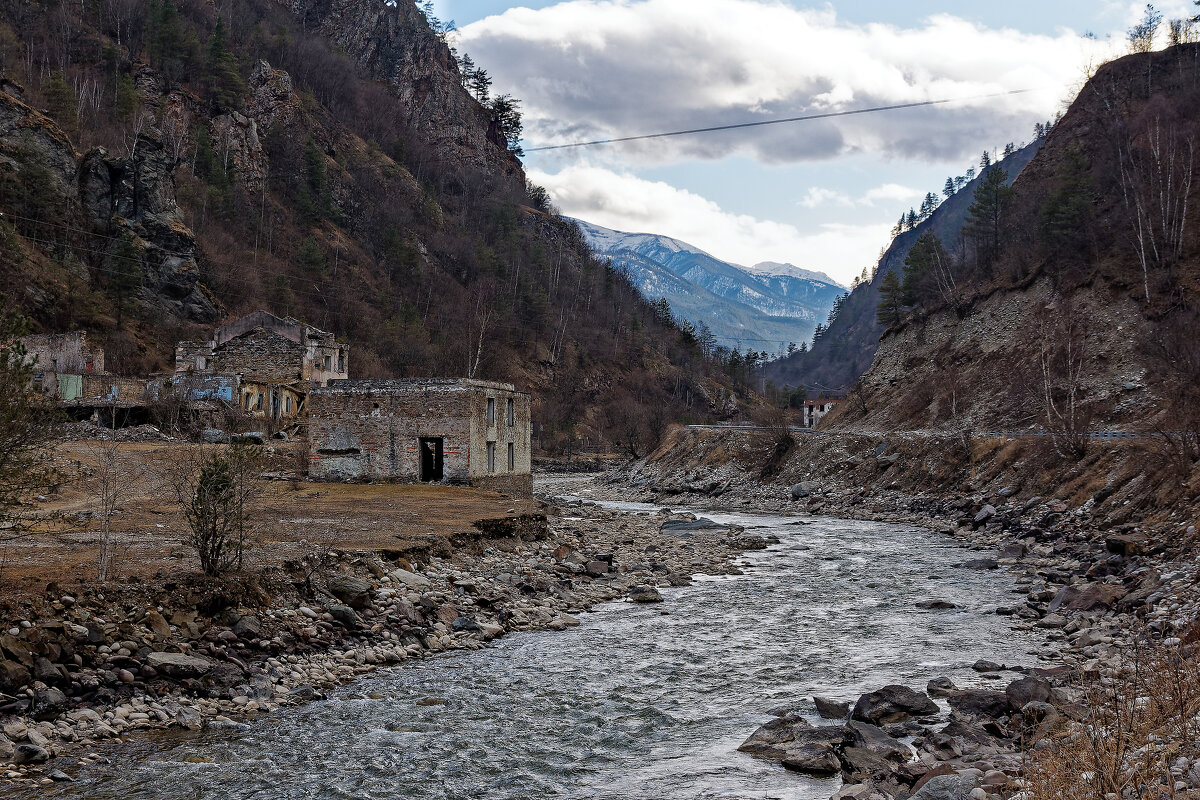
[852, 684, 939, 725]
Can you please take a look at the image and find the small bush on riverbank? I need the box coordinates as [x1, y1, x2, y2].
[1026, 635, 1200, 800]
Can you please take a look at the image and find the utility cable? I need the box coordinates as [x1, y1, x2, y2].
[524, 89, 1032, 152]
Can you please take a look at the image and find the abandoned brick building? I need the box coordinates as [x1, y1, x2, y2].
[175, 311, 348, 421]
[24, 332, 105, 399]
[308, 379, 532, 496]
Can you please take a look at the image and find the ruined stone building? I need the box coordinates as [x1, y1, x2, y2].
[805, 399, 837, 429]
[308, 379, 532, 496]
[23, 332, 105, 399]
[175, 311, 348, 421]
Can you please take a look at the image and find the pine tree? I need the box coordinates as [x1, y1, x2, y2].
[1038, 146, 1092, 259]
[901, 231, 951, 308]
[876, 271, 904, 327]
[980, 151, 992, 171]
[964, 167, 1013, 274]
[43, 71, 78, 134]
[943, 177, 956, 199]
[205, 18, 245, 112]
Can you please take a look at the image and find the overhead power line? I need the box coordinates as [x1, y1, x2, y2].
[524, 89, 1033, 153]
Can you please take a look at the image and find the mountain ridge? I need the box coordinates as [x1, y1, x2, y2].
[571, 218, 845, 351]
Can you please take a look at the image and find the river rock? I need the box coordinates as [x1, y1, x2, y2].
[739, 714, 847, 772]
[814, 696, 850, 719]
[973, 505, 996, 525]
[927, 677, 957, 697]
[790, 482, 816, 500]
[781, 743, 841, 775]
[0, 658, 31, 691]
[628, 586, 663, 603]
[1005, 676, 1051, 710]
[910, 773, 977, 800]
[146, 652, 214, 678]
[947, 689, 1009, 719]
[972, 659, 1003, 673]
[145, 610, 173, 639]
[917, 600, 957, 610]
[390, 569, 433, 590]
[0, 734, 13, 760]
[327, 575, 372, 609]
[232, 615, 261, 638]
[845, 720, 910, 762]
[14, 743, 49, 764]
[31, 687, 69, 720]
[1047, 583, 1126, 613]
[326, 603, 360, 629]
[852, 685, 938, 725]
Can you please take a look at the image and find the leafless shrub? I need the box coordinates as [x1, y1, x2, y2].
[1027, 634, 1200, 800]
[752, 403, 796, 479]
[1141, 307, 1200, 472]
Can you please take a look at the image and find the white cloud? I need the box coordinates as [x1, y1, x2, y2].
[461, 0, 1117, 165]
[799, 187, 852, 209]
[861, 183, 924, 206]
[531, 164, 889, 283]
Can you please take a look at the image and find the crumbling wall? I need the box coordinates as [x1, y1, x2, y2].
[308, 383, 474, 481]
[212, 328, 306, 383]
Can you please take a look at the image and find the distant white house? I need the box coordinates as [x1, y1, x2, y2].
[804, 399, 837, 429]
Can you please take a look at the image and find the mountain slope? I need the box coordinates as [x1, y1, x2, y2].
[831, 43, 1200, 439]
[0, 0, 740, 453]
[762, 141, 1040, 392]
[573, 219, 845, 351]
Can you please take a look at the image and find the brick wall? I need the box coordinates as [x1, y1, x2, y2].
[308, 380, 532, 496]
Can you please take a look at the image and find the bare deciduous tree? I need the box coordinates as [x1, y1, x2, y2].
[1035, 300, 1094, 459]
[1117, 119, 1195, 302]
[79, 438, 147, 580]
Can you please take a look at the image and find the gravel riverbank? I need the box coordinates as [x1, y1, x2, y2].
[0, 493, 767, 788]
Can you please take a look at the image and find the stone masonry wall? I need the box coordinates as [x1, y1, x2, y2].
[308, 380, 533, 496]
[308, 384, 474, 482]
[211, 328, 306, 383]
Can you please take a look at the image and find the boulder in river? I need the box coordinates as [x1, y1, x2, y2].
[814, 696, 850, 719]
[852, 685, 938, 725]
[738, 715, 847, 775]
[14, 743, 49, 764]
[927, 677, 956, 698]
[1005, 676, 1051, 710]
[628, 586, 664, 603]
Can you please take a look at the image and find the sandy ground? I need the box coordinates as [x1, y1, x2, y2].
[0, 439, 537, 602]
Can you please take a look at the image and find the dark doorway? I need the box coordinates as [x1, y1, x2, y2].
[419, 437, 444, 482]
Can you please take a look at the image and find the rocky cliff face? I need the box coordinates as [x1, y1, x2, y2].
[273, 0, 518, 177]
[1, 86, 218, 323]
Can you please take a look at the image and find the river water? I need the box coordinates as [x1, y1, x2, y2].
[39, 504, 1051, 800]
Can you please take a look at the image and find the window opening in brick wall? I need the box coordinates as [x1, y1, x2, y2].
[487, 398, 496, 426]
[255, 393, 263, 411]
[487, 441, 496, 473]
[506, 398, 514, 427]
[337, 349, 345, 373]
[507, 442, 514, 472]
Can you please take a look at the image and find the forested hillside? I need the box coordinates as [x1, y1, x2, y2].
[763, 142, 1039, 394]
[834, 43, 1200, 454]
[0, 0, 739, 454]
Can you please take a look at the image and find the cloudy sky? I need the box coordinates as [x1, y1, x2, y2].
[431, 0, 1194, 284]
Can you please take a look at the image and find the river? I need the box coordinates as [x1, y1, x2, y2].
[37, 503, 1051, 799]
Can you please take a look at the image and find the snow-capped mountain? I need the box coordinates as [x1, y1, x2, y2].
[571, 219, 846, 351]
